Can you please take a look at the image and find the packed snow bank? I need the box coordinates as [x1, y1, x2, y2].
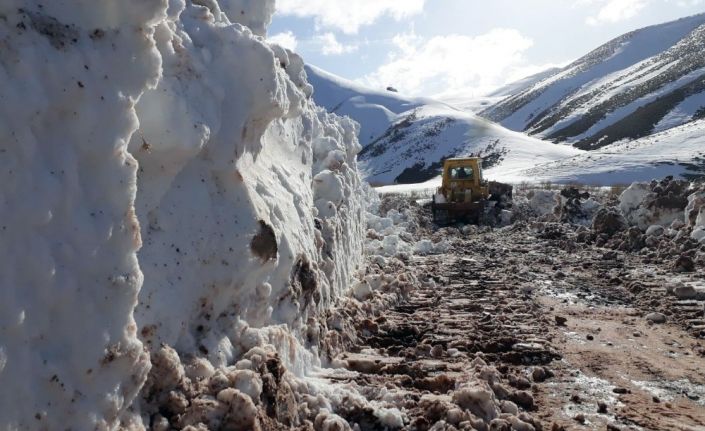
[0, 2, 161, 429]
[131, 1, 366, 374]
[0, 0, 367, 429]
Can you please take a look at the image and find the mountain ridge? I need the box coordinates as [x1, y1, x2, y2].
[480, 13, 705, 150]
[306, 66, 582, 185]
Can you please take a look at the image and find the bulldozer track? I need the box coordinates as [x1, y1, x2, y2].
[332, 223, 705, 430]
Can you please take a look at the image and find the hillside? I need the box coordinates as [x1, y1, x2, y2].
[518, 118, 705, 185]
[307, 66, 581, 185]
[305, 65, 432, 146]
[0, 2, 367, 428]
[481, 13, 705, 150]
[358, 105, 582, 185]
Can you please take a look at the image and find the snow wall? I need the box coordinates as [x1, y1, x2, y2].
[0, 0, 366, 429]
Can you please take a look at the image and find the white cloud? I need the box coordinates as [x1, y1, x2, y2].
[267, 31, 298, 51]
[314, 32, 359, 55]
[360, 29, 537, 97]
[275, 0, 425, 34]
[672, 0, 704, 6]
[585, 0, 649, 25]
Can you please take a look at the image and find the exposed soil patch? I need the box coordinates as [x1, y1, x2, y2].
[325, 198, 705, 430]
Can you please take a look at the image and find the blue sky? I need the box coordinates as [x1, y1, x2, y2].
[269, 0, 705, 97]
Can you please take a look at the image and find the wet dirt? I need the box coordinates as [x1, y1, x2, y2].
[331, 218, 705, 430]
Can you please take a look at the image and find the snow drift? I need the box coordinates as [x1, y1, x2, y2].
[0, 0, 366, 429]
[0, 1, 160, 428]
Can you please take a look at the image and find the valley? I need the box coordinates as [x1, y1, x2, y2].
[3, 2, 705, 430]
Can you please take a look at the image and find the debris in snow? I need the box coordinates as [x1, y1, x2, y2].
[619, 177, 692, 230]
[592, 208, 628, 236]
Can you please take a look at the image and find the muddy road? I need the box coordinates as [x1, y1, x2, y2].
[330, 214, 705, 430]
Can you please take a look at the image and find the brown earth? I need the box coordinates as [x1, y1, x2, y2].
[328, 219, 705, 430]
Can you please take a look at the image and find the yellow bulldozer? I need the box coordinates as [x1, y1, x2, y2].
[431, 157, 513, 225]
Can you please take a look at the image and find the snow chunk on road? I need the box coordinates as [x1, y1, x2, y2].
[619, 180, 691, 230]
[374, 407, 405, 428]
[686, 188, 705, 243]
[619, 183, 653, 228]
[452, 382, 500, 422]
[414, 239, 452, 255]
[528, 190, 559, 217]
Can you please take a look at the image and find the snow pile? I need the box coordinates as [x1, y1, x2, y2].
[686, 187, 705, 243]
[619, 177, 692, 229]
[366, 197, 451, 257]
[0, 2, 160, 428]
[0, 0, 367, 428]
[527, 190, 560, 217]
[521, 186, 604, 226]
[575, 179, 704, 269]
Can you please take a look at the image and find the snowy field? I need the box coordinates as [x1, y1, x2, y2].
[519, 119, 705, 185]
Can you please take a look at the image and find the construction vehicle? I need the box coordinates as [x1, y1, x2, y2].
[431, 157, 513, 225]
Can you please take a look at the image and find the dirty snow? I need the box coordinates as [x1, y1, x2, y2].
[0, 0, 367, 428]
[0, 1, 159, 428]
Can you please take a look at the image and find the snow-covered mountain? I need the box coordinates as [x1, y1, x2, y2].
[481, 13, 705, 150]
[307, 65, 582, 185]
[305, 65, 432, 146]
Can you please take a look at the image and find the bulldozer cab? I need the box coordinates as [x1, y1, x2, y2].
[432, 157, 513, 225]
[440, 158, 489, 203]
